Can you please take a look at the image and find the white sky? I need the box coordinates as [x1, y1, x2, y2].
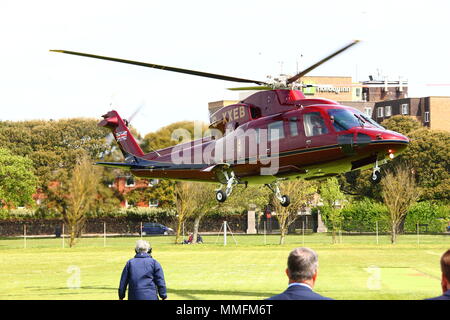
[1, 0, 450, 135]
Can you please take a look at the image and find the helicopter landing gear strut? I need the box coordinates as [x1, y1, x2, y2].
[370, 159, 382, 184]
[215, 171, 238, 203]
[265, 182, 290, 207]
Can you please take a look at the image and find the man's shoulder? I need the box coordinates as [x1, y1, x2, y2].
[426, 290, 450, 300]
[267, 285, 333, 300]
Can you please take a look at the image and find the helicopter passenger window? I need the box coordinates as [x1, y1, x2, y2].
[268, 121, 285, 141]
[304, 112, 329, 137]
[289, 117, 298, 137]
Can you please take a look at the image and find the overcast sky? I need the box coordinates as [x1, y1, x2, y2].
[1, 0, 449, 135]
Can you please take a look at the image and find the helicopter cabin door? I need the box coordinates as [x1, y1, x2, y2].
[301, 109, 337, 161]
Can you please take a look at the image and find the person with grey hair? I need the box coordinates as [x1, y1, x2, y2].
[118, 240, 167, 300]
[267, 247, 332, 300]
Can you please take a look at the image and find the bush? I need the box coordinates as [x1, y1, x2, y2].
[404, 201, 450, 233]
[340, 198, 389, 232]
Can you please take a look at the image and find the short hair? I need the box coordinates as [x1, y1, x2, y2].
[441, 249, 450, 282]
[287, 247, 319, 282]
[135, 240, 151, 253]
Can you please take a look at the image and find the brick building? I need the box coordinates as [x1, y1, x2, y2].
[373, 96, 450, 131]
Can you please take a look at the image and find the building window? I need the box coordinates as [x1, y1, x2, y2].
[289, 117, 298, 137]
[125, 177, 135, 187]
[385, 106, 392, 117]
[401, 103, 409, 115]
[424, 111, 430, 123]
[304, 112, 329, 137]
[355, 88, 361, 97]
[377, 107, 384, 118]
[268, 121, 285, 141]
[149, 200, 159, 207]
[364, 107, 372, 117]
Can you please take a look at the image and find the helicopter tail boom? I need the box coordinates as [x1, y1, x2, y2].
[98, 110, 145, 159]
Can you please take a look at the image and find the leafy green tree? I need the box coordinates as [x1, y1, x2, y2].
[341, 128, 449, 202]
[395, 129, 450, 200]
[0, 118, 112, 188]
[142, 121, 208, 153]
[0, 148, 37, 208]
[381, 115, 421, 136]
[320, 177, 346, 243]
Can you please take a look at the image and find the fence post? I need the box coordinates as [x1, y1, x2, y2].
[224, 221, 227, 246]
[62, 223, 65, 249]
[263, 221, 267, 245]
[103, 222, 106, 247]
[23, 224, 27, 249]
[302, 221, 305, 246]
[417, 222, 420, 246]
[376, 221, 379, 245]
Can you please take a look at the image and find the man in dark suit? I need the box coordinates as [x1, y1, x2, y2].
[118, 240, 167, 300]
[267, 247, 332, 300]
[427, 249, 450, 300]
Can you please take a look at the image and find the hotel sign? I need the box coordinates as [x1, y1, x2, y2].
[302, 82, 351, 95]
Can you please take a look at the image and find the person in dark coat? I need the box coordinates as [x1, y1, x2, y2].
[267, 247, 332, 300]
[426, 249, 450, 300]
[118, 240, 167, 300]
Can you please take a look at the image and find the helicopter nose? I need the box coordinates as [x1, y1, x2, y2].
[375, 130, 409, 158]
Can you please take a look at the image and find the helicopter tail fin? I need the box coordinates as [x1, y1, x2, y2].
[98, 110, 145, 159]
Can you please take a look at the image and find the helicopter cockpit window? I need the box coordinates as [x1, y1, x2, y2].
[327, 109, 361, 132]
[304, 112, 329, 137]
[327, 109, 385, 131]
[268, 121, 285, 141]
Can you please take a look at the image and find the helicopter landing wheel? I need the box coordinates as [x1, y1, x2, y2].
[371, 170, 382, 184]
[280, 195, 290, 207]
[216, 190, 227, 203]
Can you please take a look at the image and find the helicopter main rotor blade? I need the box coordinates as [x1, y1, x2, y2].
[286, 40, 360, 84]
[50, 50, 268, 85]
[227, 85, 273, 91]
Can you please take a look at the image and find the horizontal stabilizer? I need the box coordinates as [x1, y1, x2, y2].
[95, 162, 144, 169]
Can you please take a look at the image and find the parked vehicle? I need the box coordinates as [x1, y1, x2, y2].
[141, 223, 174, 236]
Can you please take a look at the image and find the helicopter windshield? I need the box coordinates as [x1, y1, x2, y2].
[328, 109, 384, 131]
[328, 109, 361, 131]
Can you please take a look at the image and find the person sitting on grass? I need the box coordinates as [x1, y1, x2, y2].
[267, 247, 333, 300]
[426, 249, 450, 300]
[183, 233, 194, 244]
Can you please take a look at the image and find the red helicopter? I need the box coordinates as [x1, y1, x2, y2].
[51, 41, 409, 206]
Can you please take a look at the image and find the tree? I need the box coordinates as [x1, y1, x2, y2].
[0, 148, 37, 208]
[142, 121, 208, 153]
[0, 118, 112, 190]
[47, 154, 101, 247]
[380, 166, 420, 244]
[173, 182, 197, 244]
[271, 180, 317, 244]
[190, 183, 217, 244]
[381, 115, 421, 136]
[341, 128, 450, 202]
[395, 129, 450, 200]
[319, 177, 346, 244]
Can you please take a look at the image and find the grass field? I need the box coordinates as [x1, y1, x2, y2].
[0, 233, 449, 300]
